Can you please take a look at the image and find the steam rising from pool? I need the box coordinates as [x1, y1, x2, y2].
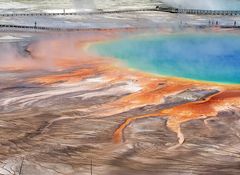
[91, 33, 240, 84]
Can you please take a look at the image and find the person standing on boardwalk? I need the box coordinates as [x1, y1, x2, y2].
[34, 21, 37, 28]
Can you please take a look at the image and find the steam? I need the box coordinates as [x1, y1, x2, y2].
[0, 32, 112, 71]
[0, 43, 30, 68]
[161, 0, 240, 10]
[72, 0, 96, 10]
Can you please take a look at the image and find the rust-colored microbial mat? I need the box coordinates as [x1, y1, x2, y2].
[0, 30, 240, 175]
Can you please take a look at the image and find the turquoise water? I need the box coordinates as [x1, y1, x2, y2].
[90, 33, 240, 84]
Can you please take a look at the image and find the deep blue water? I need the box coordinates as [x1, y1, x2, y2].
[90, 33, 240, 84]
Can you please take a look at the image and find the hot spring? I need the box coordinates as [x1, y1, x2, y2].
[90, 33, 240, 84]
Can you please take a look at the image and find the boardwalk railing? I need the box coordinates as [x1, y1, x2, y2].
[1, 7, 240, 17]
[0, 24, 64, 31]
[0, 8, 157, 17]
[157, 7, 240, 16]
[0, 24, 139, 32]
[1, 23, 240, 33]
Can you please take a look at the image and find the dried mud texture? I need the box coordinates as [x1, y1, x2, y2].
[0, 32, 240, 175]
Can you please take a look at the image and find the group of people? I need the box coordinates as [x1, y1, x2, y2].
[208, 20, 237, 27]
[208, 20, 219, 26]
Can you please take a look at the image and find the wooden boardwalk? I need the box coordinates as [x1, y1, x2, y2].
[1, 7, 240, 32]
[0, 24, 79, 31]
[0, 24, 239, 33]
[1, 7, 240, 17]
[0, 24, 140, 32]
[157, 7, 240, 16]
[0, 8, 157, 17]
[0, 6, 240, 17]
